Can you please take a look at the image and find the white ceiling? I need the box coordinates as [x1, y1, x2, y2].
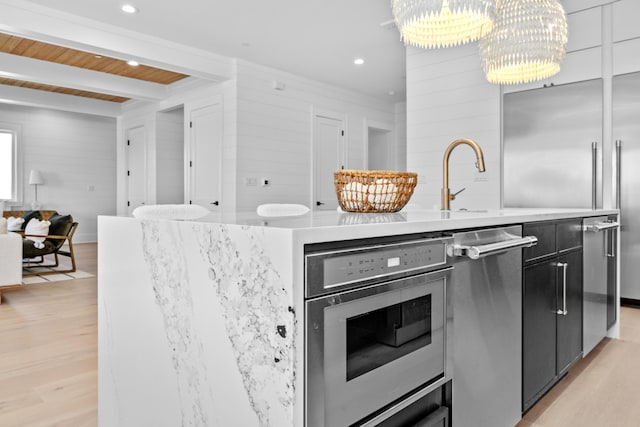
[3, 0, 407, 109]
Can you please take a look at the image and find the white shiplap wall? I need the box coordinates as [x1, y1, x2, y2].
[119, 61, 402, 214]
[234, 60, 399, 211]
[0, 103, 116, 242]
[395, 102, 407, 171]
[406, 44, 501, 211]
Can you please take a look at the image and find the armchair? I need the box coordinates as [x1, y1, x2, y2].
[22, 214, 78, 276]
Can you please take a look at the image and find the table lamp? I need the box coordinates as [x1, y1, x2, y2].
[29, 170, 44, 210]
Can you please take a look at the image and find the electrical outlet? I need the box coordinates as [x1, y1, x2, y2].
[245, 177, 258, 186]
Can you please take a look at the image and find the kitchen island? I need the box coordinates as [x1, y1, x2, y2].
[98, 208, 618, 427]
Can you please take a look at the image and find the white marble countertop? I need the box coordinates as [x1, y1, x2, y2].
[182, 207, 619, 244]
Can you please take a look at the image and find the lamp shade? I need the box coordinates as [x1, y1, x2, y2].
[391, 0, 496, 48]
[479, 0, 568, 84]
[28, 170, 44, 185]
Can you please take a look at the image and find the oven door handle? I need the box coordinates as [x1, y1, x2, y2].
[447, 236, 538, 260]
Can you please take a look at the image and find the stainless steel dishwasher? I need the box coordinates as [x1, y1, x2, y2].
[583, 216, 620, 356]
[446, 226, 537, 427]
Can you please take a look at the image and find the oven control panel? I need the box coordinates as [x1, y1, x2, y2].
[305, 237, 450, 298]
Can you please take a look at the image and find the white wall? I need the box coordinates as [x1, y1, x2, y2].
[395, 102, 407, 171]
[0, 104, 116, 242]
[118, 61, 400, 214]
[234, 60, 398, 211]
[406, 44, 501, 211]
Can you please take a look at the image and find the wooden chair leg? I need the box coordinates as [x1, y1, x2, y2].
[68, 241, 76, 272]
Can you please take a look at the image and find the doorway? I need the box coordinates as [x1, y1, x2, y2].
[367, 126, 393, 170]
[156, 106, 184, 204]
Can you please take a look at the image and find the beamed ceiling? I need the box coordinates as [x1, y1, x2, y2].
[0, 0, 409, 117]
[0, 32, 188, 103]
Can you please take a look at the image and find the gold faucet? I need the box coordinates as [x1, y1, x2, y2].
[441, 138, 486, 210]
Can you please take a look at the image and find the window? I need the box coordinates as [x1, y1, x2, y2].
[0, 124, 20, 203]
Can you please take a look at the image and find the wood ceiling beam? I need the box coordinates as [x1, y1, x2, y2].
[0, 52, 167, 101]
[0, 82, 121, 117]
[0, 0, 233, 82]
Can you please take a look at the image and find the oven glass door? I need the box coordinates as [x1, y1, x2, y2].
[306, 268, 449, 427]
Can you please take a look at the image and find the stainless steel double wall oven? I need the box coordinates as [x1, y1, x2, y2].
[304, 233, 453, 427]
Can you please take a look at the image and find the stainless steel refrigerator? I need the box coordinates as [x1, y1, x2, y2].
[503, 73, 640, 301]
[503, 78, 603, 210]
[614, 72, 640, 301]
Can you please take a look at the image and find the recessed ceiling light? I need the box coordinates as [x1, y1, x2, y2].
[94, 55, 103, 59]
[121, 4, 138, 14]
[387, 90, 396, 96]
[354, 58, 365, 65]
[127, 60, 139, 66]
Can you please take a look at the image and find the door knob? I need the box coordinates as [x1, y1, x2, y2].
[211, 201, 219, 206]
[316, 201, 325, 206]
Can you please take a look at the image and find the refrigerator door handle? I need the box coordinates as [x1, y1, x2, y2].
[592, 141, 598, 210]
[616, 140, 622, 210]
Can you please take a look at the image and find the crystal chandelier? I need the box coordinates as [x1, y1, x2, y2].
[478, 0, 568, 84]
[391, 0, 497, 48]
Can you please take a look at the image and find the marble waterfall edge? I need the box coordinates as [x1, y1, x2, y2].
[99, 217, 296, 427]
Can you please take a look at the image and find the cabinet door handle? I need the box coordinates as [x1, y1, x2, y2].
[556, 262, 568, 316]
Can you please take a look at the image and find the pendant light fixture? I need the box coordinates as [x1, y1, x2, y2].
[478, 0, 568, 84]
[391, 0, 497, 48]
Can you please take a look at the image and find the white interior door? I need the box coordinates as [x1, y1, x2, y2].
[314, 114, 344, 210]
[189, 102, 223, 210]
[126, 126, 146, 215]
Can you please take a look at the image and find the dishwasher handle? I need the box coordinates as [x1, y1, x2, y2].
[447, 235, 538, 260]
[583, 221, 620, 232]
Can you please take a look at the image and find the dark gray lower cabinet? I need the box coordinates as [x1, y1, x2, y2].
[523, 260, 557, 408]
[522, 219, 583, 413]
[556, 250, 583, 375]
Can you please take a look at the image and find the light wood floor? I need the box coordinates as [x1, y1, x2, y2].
[0, 244, 639, 427]
[0, 243, 97, 427]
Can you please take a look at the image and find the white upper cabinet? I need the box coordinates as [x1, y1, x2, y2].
[613, 39, 640, 76]
[566, 7, 602, 52]
[613, 0, 640, 42]
[502, 47, 602, 94]
[503, 7, 603, 94]
[561, 0, 613, 14]
[613, 0, 640, 75]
